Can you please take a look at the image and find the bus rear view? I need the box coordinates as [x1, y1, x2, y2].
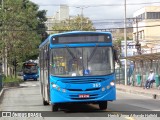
[39, 31, 116, 111]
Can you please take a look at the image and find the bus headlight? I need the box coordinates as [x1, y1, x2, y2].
[52, 84, 60, 91]
[57, 87, 60, 91]
[102, 87, 105, 91]
[72, 73, 76, 76]
[62, 89, 66, 93]
[106, 85, 110, 89]
[110, 81, 115, 86]
[51, 82, 66, 92]
[52, 84, 57, 88]
[106, 81, 115, 89]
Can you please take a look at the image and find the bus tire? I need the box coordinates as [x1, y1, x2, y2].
[34, 79, 37, 81]
[24, 79, 27, 81]
[99, 101, 108, 110]
[43, 99, 49, 105]
[52, 104, 59, 112]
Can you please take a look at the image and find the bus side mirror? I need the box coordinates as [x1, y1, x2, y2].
[113, 49, 121, 67]
[113, 49, 118, 62]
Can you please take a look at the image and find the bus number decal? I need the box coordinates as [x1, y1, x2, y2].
[93, 83, 101, 88]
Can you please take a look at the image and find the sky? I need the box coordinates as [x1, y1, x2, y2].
[30, 0, 160, 29]
[30, 0, 160, 21]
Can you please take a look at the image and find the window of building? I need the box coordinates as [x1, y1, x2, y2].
[138, 30, 144, 40]
[147, 12, 160, 19]
[135, 13, 145, 22]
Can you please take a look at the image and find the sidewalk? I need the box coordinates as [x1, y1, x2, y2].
[116, 84, 160, 100]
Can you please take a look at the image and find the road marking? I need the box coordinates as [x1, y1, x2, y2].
[20, 84, 37, 87]
[19, 84, 28, 87]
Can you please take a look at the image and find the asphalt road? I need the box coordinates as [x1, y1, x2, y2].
[0, 81, 160, 120]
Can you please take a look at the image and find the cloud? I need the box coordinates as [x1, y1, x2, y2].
[30, 0, 160, 20]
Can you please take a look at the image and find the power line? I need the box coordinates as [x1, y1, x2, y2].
[35, 1, 160, 7]
[1, 24, 160, 31]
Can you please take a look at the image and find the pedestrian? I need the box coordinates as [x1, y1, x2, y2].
[144, 69, 155, 89]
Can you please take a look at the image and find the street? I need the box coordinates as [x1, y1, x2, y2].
[0, 81, 160, 120]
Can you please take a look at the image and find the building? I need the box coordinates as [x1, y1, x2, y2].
[45, 16, 55, 34]
[45, 4, 69, 34]
[133, 6, 160, 54]
[121, 41, 137, 57]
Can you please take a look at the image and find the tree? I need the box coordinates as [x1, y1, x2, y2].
[0, 0, 47, 76]
[0, 0, 47, 59]
[52, 15, 95, 33]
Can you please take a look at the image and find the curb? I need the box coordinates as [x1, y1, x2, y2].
[0, 88, 5, 102]
[0, 88, 4, 97]
[0, 81, 22, 100]
[116, 87, 160, 100]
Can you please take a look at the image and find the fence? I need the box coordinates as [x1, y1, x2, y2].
[116, 67, 140, 86]
[115, 67, 125, 84]
[116, 63, 160, 88]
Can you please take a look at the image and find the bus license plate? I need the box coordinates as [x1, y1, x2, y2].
[79, 94, 90, 98]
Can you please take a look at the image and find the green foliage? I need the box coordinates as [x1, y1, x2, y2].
[3, 76, 22, 83]
[0, 0, 47, 64]
[113, 38, 122, 48]
[52, 15, 95, 33]
[113, 37, 133, 47]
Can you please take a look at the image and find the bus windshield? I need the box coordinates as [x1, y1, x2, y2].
[23, 64, 38, 74]
[50, 46, 114, 77]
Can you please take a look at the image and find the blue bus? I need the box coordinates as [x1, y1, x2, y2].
[23, 62, 39, 81]
[39, 31, 116, 111]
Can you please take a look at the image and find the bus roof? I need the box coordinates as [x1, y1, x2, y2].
[39, 31, 112, 48]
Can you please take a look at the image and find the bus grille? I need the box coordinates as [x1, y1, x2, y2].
[61, 78, 105, 84]
[67, 88, 100, 92]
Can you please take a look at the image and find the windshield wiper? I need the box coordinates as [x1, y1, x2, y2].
[87, 45, 98, 62]
[65, 46, 77, 60]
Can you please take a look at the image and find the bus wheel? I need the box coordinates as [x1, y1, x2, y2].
[24, 79, 27, 81]
[43, 99, 49, 105]
[99, 101, 108, 110]
[52, 104, 59, 112]
[34, 79, 37, 81]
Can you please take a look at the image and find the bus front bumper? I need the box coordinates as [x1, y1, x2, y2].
[50, 86, 116, 104]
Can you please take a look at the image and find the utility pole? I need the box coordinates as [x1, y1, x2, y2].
[75, 6, 88, 30]
[135, 17, 141, 55]
[126, 17, 141, 54]
[124, 0, 128, 86]
[80, 7, 84, 30]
